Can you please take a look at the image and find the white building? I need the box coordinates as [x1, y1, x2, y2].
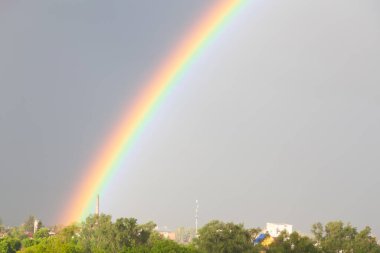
[266, 223, 293, 237]
[33, 219, 40, 234]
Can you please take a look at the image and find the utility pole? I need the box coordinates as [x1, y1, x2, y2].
[195, 200, 199, 236]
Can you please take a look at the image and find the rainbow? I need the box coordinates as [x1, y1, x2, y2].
[61, 0, 247, 224]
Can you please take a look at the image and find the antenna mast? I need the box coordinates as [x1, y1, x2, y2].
[96, 194, 100, 216]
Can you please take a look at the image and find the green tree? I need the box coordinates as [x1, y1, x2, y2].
[289, 231, 320, 253]
[7, 227, 27, 240]
[18, 237, 84, 253]
[59, 223, 81, 243]
[34, 228, 49, 239]
[352, 226, 380, 253]
[311, 221, 380, 253]
[19, 224, 84, 253]
[194, 220, 253, 253]
[323, 221, 356, 252]
[124, 239, 201, 253]
[0, 218, 4, 234]
[79, 214, 116, 253]
[22, 216, 36, 235]
[21, 238, 36, 248]
[137, 221, 156, 245]
[247, 227, 262, 242]
[79, 214, 156, 253]
[113, 218, 155, 251]
[311, 222, 323, 243]
[149, 239, 200, 253]
[0, 237, 21, 253]
[267, 231, 319, 253]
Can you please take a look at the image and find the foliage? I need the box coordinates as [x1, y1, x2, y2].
[79, 214, 116, 252]
[20, 239, 35, 249]
[311, 221, 380, 253]
[18, 237, 84, 253]
[33, 228, 49, 239]
[22, 217, 35, 235]
[149, 239, 200, 253]
[0, 218, 4, 233]
[18, 223, 82, 253]
[194, 220, 253, 253]
[113, 217, 154, 250]
[123, 239, 200, 253]
[4, 215, 380, 253]
[7, 227, 27, 240]
[0, 237, 21, 253]
[79, 214, 158, 253]
[266, 231, 319, 253]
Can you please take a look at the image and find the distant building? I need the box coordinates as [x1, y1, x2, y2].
[48, 231, 56, 236]
[175, 227, 196, 244]
[159, 230, 176, 240]
[157, 226, 176, 241]
[266, 223, 293, 238]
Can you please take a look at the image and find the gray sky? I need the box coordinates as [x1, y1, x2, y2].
[1, 0, 380, 235]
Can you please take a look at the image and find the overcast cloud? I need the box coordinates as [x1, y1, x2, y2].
[0, 0, 379, 235]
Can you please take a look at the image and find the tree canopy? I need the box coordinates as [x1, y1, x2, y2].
[0, 215, 378, 253]
[194, 220, 253, 253]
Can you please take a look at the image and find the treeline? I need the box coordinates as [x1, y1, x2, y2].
[0, 214, 379, 253]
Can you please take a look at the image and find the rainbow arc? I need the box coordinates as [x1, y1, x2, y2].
[62, 0, 247, 225]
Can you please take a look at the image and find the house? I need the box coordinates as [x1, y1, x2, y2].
[266, 223, 293, 238]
